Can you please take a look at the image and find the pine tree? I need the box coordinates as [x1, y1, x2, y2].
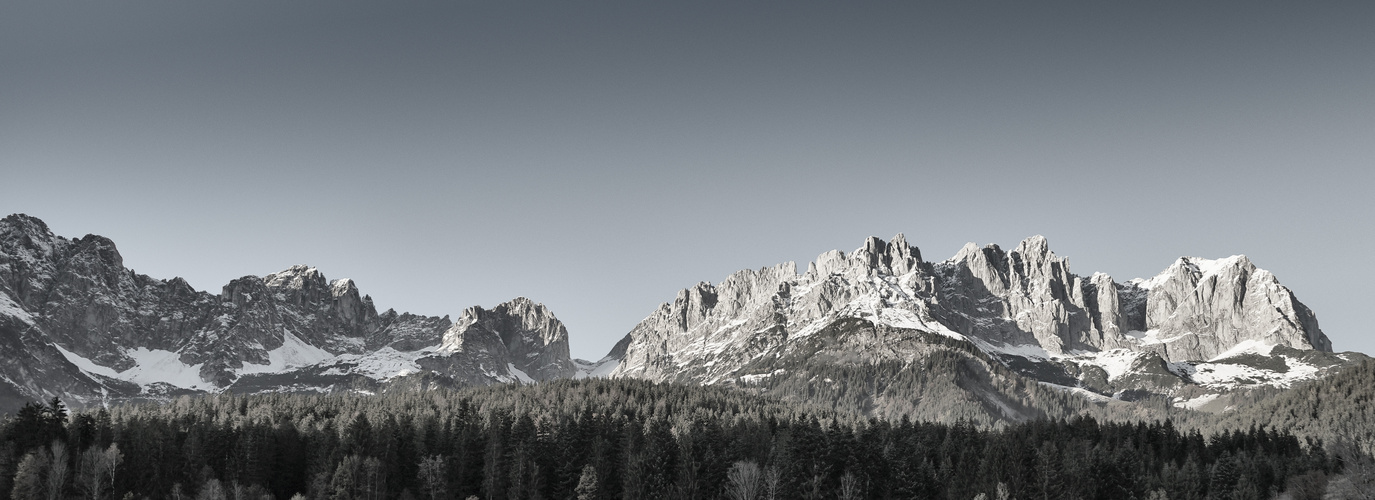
[573, 465, 597, 500]
[1208, 452, 1239, 500]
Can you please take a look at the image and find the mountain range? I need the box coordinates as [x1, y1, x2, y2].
[0, 213, 1364, 421]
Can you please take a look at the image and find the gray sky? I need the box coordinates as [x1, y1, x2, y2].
[3, 1, 1372, 360]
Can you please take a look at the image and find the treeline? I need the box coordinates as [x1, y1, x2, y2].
[0, 379, 1335, 500]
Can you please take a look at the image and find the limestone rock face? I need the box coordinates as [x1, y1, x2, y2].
[605, 232, 1335, 392]
[1138, 256, 1329, 360]
[613, 263, 795, 383]
[431, 297, 575, 382]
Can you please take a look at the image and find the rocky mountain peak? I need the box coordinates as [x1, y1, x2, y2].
[222, 275, 268, 307]
[71, 234, 124, 269]
[1008, 235, 1066, 279]
[1013, 234, 1051, 257]
[950, 242, 1010, 297]
[1, 214, 56, 246]
[855, 233, 923, 276]
[1140, 253, 1328, 359]
[433, 297, 575, 382]
[264, 265, 328, 303]
[330, 278, 358, 297]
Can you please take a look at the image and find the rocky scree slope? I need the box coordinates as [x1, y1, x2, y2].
[0, 214, 574, 411]
[598, 234, 1361, 420]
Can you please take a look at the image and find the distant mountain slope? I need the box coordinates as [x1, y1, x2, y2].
[1212, 359, 1375, 455]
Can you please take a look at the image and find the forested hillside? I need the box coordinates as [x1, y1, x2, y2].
[0, 380, 1335, 500]
[1213, 360, 1375, 456]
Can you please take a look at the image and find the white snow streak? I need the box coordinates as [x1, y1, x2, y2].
[239, 330, 334, 374]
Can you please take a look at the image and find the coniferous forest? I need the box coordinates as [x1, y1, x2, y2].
[0, 379, 1341, 500]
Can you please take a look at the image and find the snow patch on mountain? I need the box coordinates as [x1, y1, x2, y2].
[574, 357, 621, 379]
[1122, 330, 1186, 346]
[1209, 339, 1276, 361]
[970, 339, 1051, 360]
[1039, 383, 1114, 403]
[1174, 355, 1321, 390]
[1068, 349, 1148, 381]
[121, 348, 212, 390]
[1191, 256, 1246, 278]
[507, 364, 535, 384]
[52, 343, 214, 391]
[322, 345, 436, 380]
[53, 344, 121, 379]
[1176, 393, 1221, 410]
[240, 331, 335, 375]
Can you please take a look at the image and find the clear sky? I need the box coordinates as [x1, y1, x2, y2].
[3, 1, 1372, 360]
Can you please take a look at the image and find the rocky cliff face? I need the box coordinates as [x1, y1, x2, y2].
[420, 297, 576, 384]
[604, 233, 1346, 409]
[1137, 256, 1330, 359]
[0, 214, 572, 410]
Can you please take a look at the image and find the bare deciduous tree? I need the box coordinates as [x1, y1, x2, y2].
[418, 455, 447, 500]
[762, 465, 780, 500]
[78, 446, 104, 500]
[838, 470, 862, 500]
[725, 461, 762, 500]
[196, 478, 225, 500]
[76, 443, 122, 500]
[12, 449, 48, 500]
[361, 457, 385, 500]
[46, 441, 68, 500]
[1330, 441, 1375, 500]
[101, 444, 121, 496]
[1287, 470, 1328, 500]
